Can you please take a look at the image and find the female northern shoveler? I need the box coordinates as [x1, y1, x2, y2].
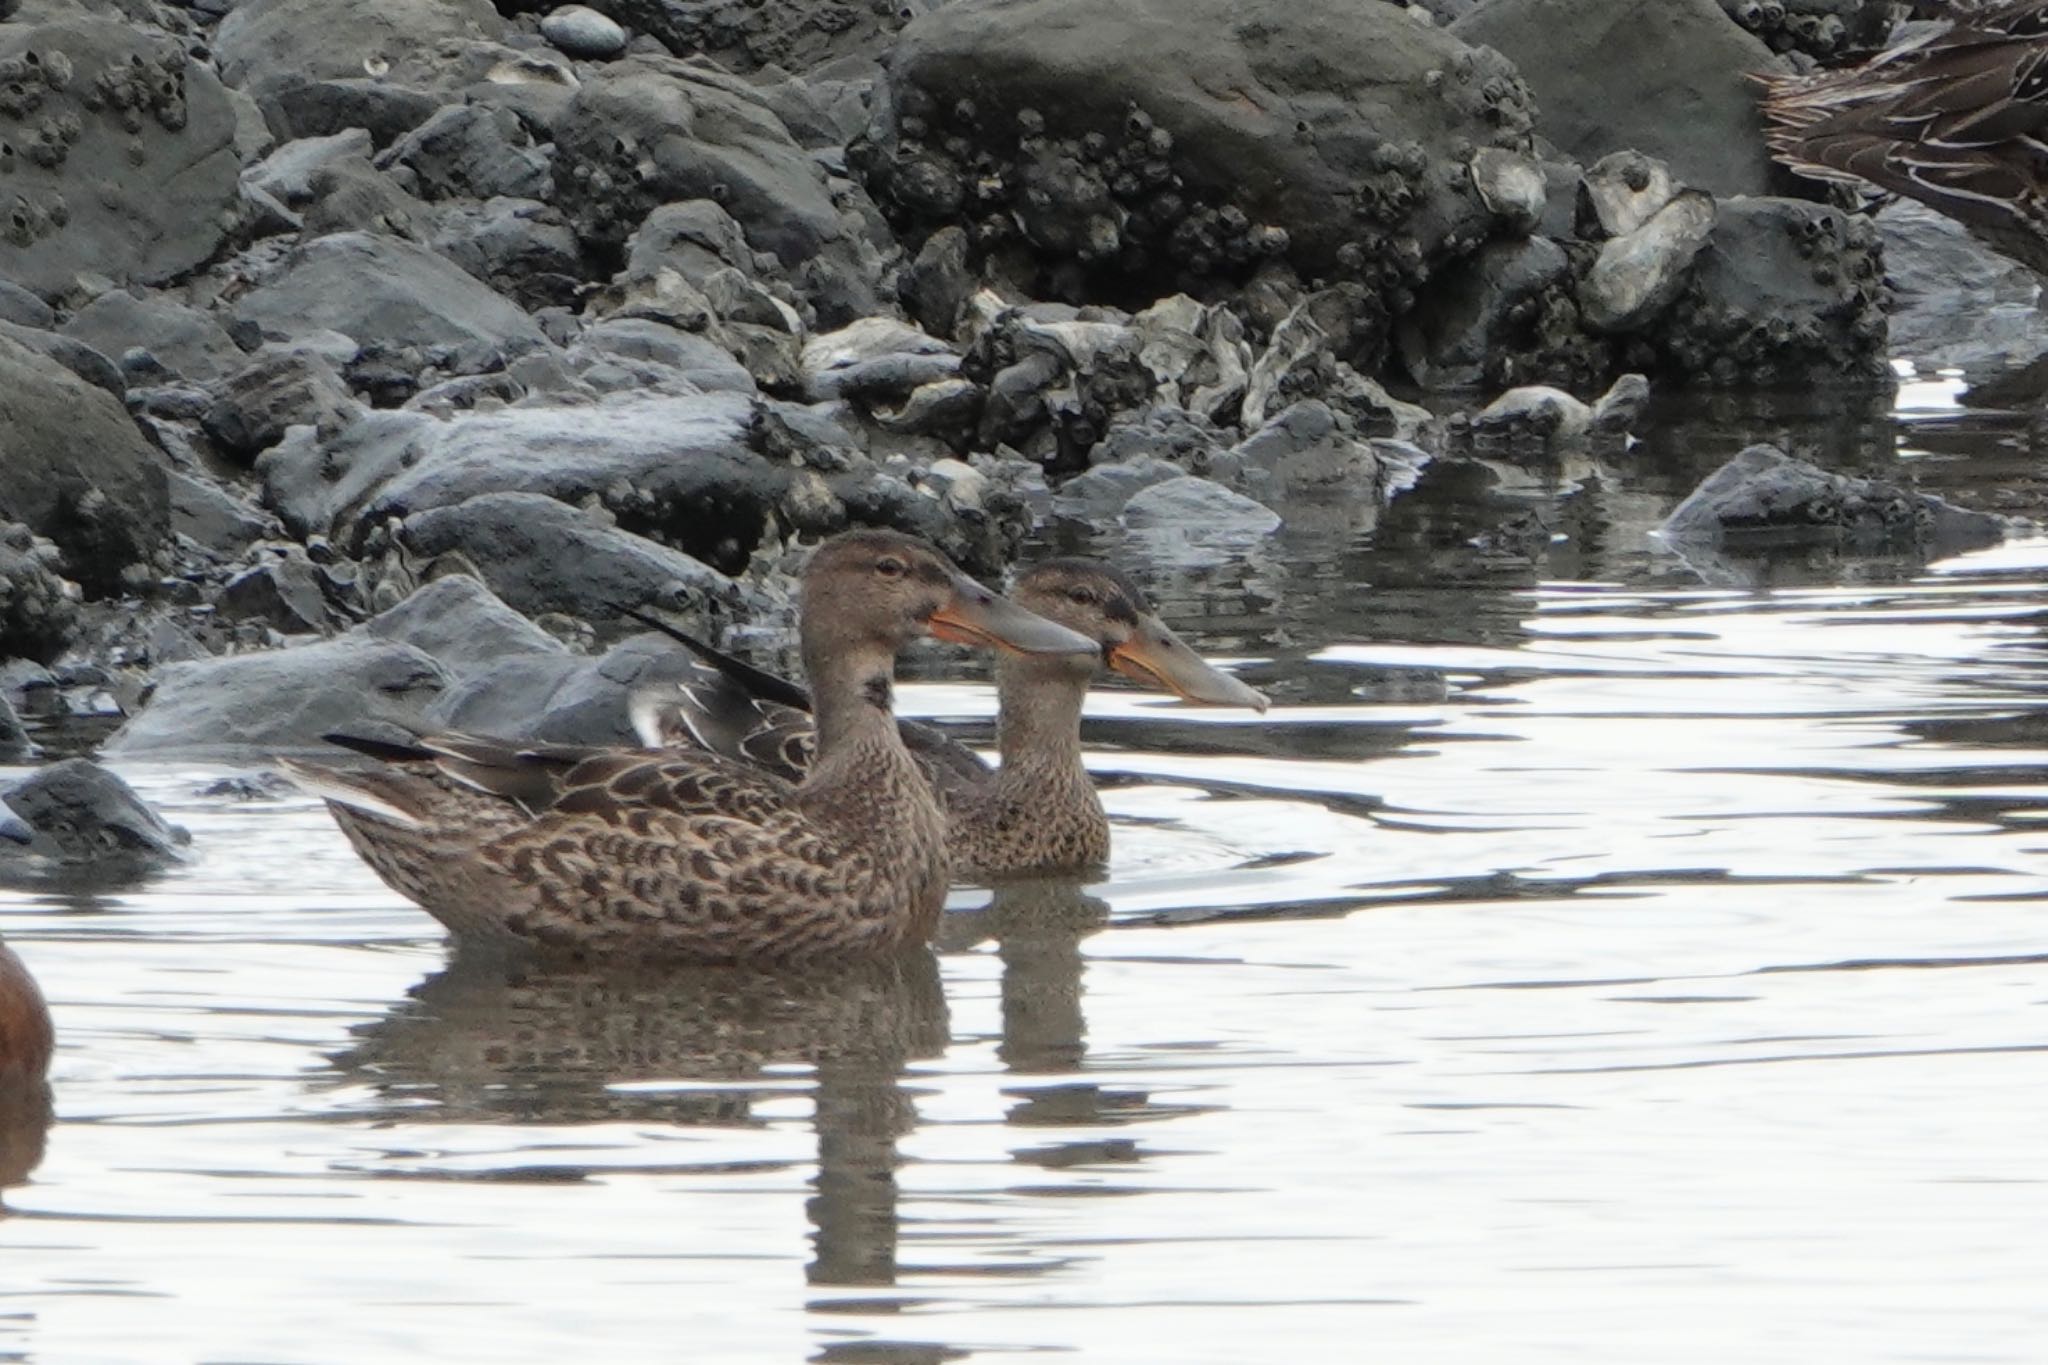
[281, 530, 1098, 961]
[0, 942, 51, 1087]
[1761, 1, 2048, 275]
[627, 557, 1268, 880]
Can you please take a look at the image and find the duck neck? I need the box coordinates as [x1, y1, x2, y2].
[803, 637, 913, 786]
[993, 653, 1091, 787]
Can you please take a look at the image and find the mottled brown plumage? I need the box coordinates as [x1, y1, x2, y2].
[1761, 1, 2048, 275]
[633, 559, 1268, 881]
[0, 942, 52, 1195]
[282, 531, 1098, 961]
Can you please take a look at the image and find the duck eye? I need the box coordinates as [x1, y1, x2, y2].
[1066, 586, 1096, 605]
[875, 557, 906, 578]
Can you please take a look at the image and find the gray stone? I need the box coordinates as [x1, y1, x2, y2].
[359, 573, 562, 680]
[0, 520, 78, 665]
[217, 546, 335, 633]
[1579, 190, 1717, 335]
[202, 347, 362, 463]
[257, 408, 437, 540]
[1661, 443, 2008, 555]
[0, 334, 168, 593]
[539, 5, 627, 59]
[0, 759, 189, 876]
[1454, 0, 1790, 198]
[427, 632, 698, 747]
[0, 17, 242, 296]
[168, 470, 281, 556]
[299, 158, 433, 241]
[1120, 476, 1280, 538]
[399, 491, 745, 626]
[0, 320, 123, 398]
[1053, 454, 1186, 517]
[1880, 200, 2048, 373]
[1398, 237, 1571, 388]
[242, 129, 375, 206]
[62, 289, 244, 383]
[375, 102, 552, 201]
[261, 77, 442, 148]
[0, 282, 53, 330]
[569, 317, 757, 393]
[103, 635, 452, 757]
[234, 230, 552, 356]
[429, 197, 585, 311]
[0, 693, 30, 761]
[215, 0, 505, 96]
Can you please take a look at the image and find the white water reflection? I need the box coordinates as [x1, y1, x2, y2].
[7, 549, 2048, 1361]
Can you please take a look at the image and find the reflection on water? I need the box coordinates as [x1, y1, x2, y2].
[11, 390, 2048, 1360]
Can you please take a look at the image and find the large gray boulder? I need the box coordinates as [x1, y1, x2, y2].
[0, 759, 189, 882]
[859, 0, 1534, 355]
[359, 573, 564, 681]
[61, 290, 245, 384]
[214, 0, 505, 97]
[1453, 0, 1789, 199]
[103, 636, 452, 757]
[233, 231, 553, 355]
[0, 17, 242, 296]
[399, 492, 746, 628]
[0, 335, 169, 592]
[426, 632, 705, 747]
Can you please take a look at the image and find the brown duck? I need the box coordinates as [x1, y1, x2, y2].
[625, 557, 1268, 880]
[280, 531, 1098, 961]
[1761, 1, 2048, 275]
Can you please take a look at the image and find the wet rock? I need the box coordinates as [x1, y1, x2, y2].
[1454, 0, 1790, 198]
[551, 60, 877, 319]
[1879, 201, 2048, 373]
[1398, 236, 1572, 388]
[429, 197, 585, 311]
[61, 289, 244, 384]
[1120, 476, 1280, 539]
[242, 128, 374, 206]
[1577, 150, 1685, 241]
[201, 347, 361, 464]
[0, 320, 123, 397]
[0, 521, 79, 665]
[1717, 0, 1895, 60]
[103, 635, 451, 756]
[262, 77, 442, 148]
[167, 469, 281, 556]
[0, 759, 189, 875]
[540, 5, 627, 60]
[802, 317, 957, 402]
[589, 0, 926, 76]
[0, 694, 30, 761]
[1463, 372, 1650, 450]
[234, 230, 552, 356]
[1233, 399, 1401, 503]
[0, 16, 242, 295]
[1470, 147, 1548, 236]
[400, 491, 746, 628]
[0, 334, 168, 594]
[360, 573, 562, 680]
[1661, 443, 2007, 555]
[217, 543, 336, 633]
[861, 0, 1533, 351]
[426, 631, 698, 747]
[1053, 453, 1186, 518]
[898, 225, 973, 339]
[1578, 190, 1717, 334]
[375, 103, 552, 202]
[1658, 196, 1888, 385]
[215, 0, 505, 98]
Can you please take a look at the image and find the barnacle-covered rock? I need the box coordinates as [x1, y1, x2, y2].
[1715, 0, 1895, 61]
[0, 17, 239, 294]
[858, 0, 1534, 362]
[0, 520, 79, 665]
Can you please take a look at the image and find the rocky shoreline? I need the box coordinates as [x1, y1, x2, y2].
[0, 0, 2036, 843]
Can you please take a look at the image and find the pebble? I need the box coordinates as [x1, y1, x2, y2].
[540, 5, 629, 60]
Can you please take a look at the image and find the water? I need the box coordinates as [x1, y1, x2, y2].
[9, 374, 2048, 1362]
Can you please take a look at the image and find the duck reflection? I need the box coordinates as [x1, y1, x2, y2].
[0, 942, 53, 1205]
[939, 878, 1109, 1075]
[331, 949, 947, 1286]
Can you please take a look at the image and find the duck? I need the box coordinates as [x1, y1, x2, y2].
[622, 557, 1268, 880]
[0, 942, 51, 1089]
[279, 530, 1099, 961]
[1759, 1, 2048, 276]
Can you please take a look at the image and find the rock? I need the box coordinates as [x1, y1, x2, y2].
[262, 77, 442, 148]
[0, 521, 79, 665]
[242, 128, 374, 206]
[622, 198, 761, 286]
[103, 635, 451, 757]
[1658, 196, 1888, 385]
[0, 319, 123, 398]
[1465, 372, 1648, 449]
[234, 230, 553, 356]
[1053, 454, 1186, 517]
[0, 693, 30, 761]
[1577, 150, 1685, 241]
[1717, 0, 1895, 60]
[1233, 399, 1399, 501]
[214, 0, 505, 97]
[425, 632, 699, 746]
[1660, 443, 2008, 555]
[375, 102, 552, 202]
[1453, 0, 1790, 198]
[167, 470, 281, 556]
[0, 17, 241, 296]
[1398, 236, 1572, 388]
[860, 0, 1533, 356]
[61, 289, 245, 383]
[0, 759, 189, 876]
[299, 158, 433, 241]
[1578, 189, 1717, 334]
[217, 544, 336, 633]
[0, 334, 168, 593]
[1879, 201, 2048, 373]
[259, 409, 430, 540]
[802, 317, 958, 402]
[1120, 476, 1280, 538]
[551, 59, 878, 319]
[539, 5, 627, 59]
[359, 573, 562, 680]
[202, 347, 361, 463]
[898, 224, 973, 338]
[0, 282, 53, 330]
[570, 317, 757, 394]
[429, 197, 585, 311]
[591, 0, 926, 76]
[399, 491, 745, 627]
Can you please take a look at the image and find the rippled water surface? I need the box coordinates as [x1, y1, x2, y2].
[11, 383, 2048, 1362]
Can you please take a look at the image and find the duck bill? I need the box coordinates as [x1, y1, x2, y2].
[931, 571, 1098, 657]
[1110, 614, 1269, 711]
